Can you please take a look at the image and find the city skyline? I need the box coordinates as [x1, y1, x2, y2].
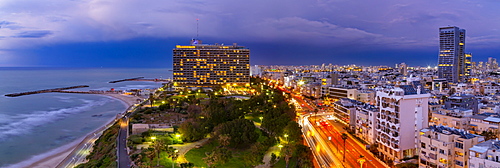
[2, 1, 500, 67]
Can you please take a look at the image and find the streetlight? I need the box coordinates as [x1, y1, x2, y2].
[341, 133, 348, 162]
[259, 116, 263, 123]
[284, 134, 288, 143]
[358, 155, 366, 168]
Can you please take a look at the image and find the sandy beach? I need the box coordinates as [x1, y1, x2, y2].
[17, 93, 142, 168]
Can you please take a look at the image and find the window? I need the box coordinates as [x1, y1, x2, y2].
[421, 142, 426, 149]
[455, 142, 464, 149]
[429, 153, 437, 160]
[431, 147, 437, 151]
[455, 160, 464, 166]
[439, 149, 445, 154]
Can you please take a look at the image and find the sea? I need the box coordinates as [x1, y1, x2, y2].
[0, 67, 170, 167]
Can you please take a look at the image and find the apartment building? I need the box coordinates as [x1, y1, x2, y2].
[375, 82, 430, 162]
[419, 125, 484, 168]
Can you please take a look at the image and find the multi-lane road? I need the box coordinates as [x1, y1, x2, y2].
[280, 83, 387, 168]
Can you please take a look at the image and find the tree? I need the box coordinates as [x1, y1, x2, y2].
[178, 119, 206, 142]
[213, 119, 259, 148]
[481, 130, 498, 141]
[180, 162, 195, 168]
[203, 146, 232, 167]
[148, 93, 155, 106]
[218, 134, 231, 147]
[242, 151, 262, 168]
[295, 144, 313, 168]
[143, 148, 156, 167]
[341, 133, 348, 162]
[282, 121, 302, 144]
[151, 139, 166, 166]
[186, 104, 202, 118]
[282, 144, 295, 168]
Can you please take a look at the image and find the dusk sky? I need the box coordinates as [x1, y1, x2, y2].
[2, 0, 500, 68]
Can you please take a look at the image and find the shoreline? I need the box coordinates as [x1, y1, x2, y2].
[15, 93, 142, 168]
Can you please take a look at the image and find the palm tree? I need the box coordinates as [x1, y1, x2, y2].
[341, 133, 348, 162]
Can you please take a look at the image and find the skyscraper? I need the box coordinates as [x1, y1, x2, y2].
[465, 53, 472, 77]
[438, 26, 466, 83]
[172, 39, 250, 87]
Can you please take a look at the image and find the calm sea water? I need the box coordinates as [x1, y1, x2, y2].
[0, 68, 170, 167]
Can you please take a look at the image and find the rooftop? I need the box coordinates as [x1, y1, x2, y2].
[470, 139, 500, 153]
[428, 125, 479, 139]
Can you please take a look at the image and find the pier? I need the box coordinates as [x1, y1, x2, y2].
[5, 85, 90, 97]
[109, 77, 144, 83]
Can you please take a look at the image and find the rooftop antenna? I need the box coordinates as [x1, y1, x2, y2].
[196, 18, 199, 39]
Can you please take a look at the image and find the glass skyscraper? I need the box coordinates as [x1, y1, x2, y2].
[438, 26, 466, 83]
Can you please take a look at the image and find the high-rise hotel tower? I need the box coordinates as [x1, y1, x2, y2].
[173, 39, 250, 87]
[438, 26, 466, 83]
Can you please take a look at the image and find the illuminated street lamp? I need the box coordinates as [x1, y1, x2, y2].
[341, 133, 348, 162]
[259, 116, 263, 123]
[357, 155, 366, 168]
[284, 134, 288, 143]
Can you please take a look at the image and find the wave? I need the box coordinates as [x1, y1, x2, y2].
[2, 136, 85, 168]
[0, 114, 11, 124]
[53, 96, 76, 103]
[0, 99, 109, 141]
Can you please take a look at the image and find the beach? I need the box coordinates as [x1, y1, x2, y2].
[19, 93, 142, 168]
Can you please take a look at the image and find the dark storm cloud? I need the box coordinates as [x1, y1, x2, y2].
[1, 0, 500, 67]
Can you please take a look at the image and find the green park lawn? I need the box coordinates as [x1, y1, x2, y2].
[184, 141, 253, 168]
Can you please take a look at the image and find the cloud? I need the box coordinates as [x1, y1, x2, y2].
[0, 21, 23, 30]
[1, 0, 500, 66]
[12, 30, 53, 38]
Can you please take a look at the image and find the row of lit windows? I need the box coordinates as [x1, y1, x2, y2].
[175, 82, 249, 85]
[175, 54, 249, 57]
[174, 51, 249, 55]
[174, 79, 247, 82]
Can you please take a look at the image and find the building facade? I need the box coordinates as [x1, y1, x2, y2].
[438, 26, 466, 83]
[375, 84, 430, 162]
[173, 40, 250, 87]
[419, 125, 484, 168]
[469, 139, 500, 168]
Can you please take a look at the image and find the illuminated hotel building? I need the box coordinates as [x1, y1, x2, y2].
[173, 40, 250, 87]
[438, 26, 466, 83]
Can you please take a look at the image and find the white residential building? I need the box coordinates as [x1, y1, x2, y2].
[469, 139, 500, 168]
[375, 83, 430, 162]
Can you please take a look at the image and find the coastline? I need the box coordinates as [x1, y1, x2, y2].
[16, 93, 142, 168]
